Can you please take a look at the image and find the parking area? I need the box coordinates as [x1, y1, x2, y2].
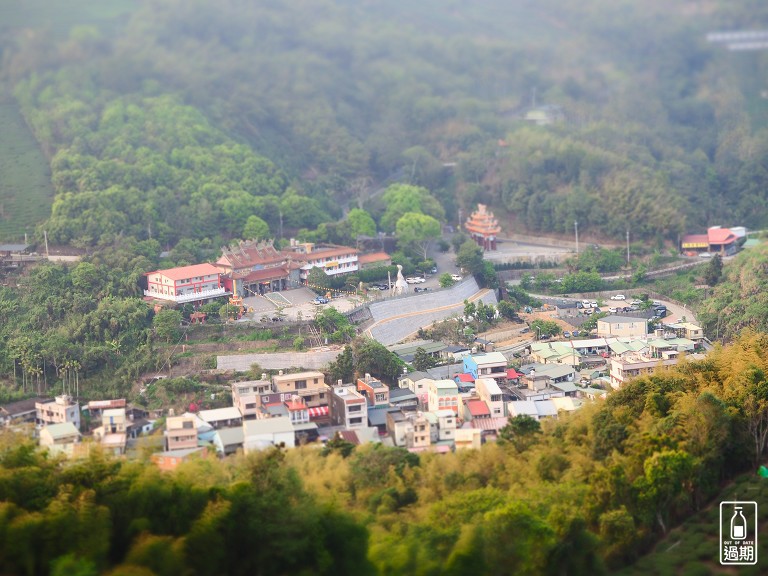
[239, 287, 366, 322]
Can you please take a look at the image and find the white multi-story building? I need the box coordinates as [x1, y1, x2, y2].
[144, 263, 228, 303]
[475, 377, 505, 417]
[330, 385, 368, 430]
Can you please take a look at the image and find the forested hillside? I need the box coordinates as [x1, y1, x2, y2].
[2, 334, 768, 575]
[698, 242, 768, 340]
[3, 0, 768, 245]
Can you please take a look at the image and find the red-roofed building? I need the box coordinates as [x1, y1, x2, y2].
[680, 234, 709, 250]
[681, 227, 739, 256]
[465, 204, 501, 251]
[465, 398, 491, 422]
[506, 369, 522, 380]
[707, 227, 738, 255]
[456, 373, 475, 383]
[216, 240, 302, 296]
[285, 397, 309, 425]
[144, 263, 228, 303]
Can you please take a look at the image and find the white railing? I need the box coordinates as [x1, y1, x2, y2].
[144, 287, 230, 303]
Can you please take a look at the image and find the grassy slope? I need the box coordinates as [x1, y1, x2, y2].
[619, 472, 768, 575]
[0, 0, 136, 241]
[0, 96, 54, 241]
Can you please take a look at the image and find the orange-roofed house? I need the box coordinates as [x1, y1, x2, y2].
[465, 204, 501, 251]
[707, 227, 738, 256]
[358, 252, 391, 270]
[144, 263, 228, 304]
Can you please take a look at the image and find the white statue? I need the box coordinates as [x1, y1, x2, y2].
[392, 264, 409, 296]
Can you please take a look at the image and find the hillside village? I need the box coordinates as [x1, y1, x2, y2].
[0, 202, 719, 466]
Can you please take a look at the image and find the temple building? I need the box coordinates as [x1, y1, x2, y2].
[464, 204, 501, 250]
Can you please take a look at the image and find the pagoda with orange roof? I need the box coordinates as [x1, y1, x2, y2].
[464, 204, 501, 250]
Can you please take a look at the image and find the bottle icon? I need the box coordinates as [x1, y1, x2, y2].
[731, 506, 747, 540]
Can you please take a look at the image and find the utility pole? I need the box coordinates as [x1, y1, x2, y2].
[574, 221, 579, 255]
[626, 228, 630, 265]
[43, 230, 49, 260]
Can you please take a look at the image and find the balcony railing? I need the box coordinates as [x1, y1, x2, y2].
[144, 287, 230, 303]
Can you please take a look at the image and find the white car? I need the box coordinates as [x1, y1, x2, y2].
[451, 274, 463, 281]
[610, 294, 626, 301]
[406, 277, 425, 284]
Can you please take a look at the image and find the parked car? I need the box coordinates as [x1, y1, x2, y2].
[699, 252, 713, 258]
[313, 297, 329, 304]
[451, 274, 463, 281]
[576, 302, 584, 309]
[630, 299, 643, 306]
[406, 277, 425, 284]
[608, 307, 617, 314]
[610, 294, 626, 300]
[571, 330, 580, 337]
[430, 266, 438, 274]
[563, 331, 571, 338]
[414, 287, 428, 293]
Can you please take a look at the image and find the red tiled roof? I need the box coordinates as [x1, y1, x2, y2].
[147, 263, 220, 281]
[507, 369, 522, 379]
[457, 373, 475, 382]
[217, 242, 284, 270]
[681, 234, 708, 246]
[243, 267, 293, 283]
[708, 228, 736, 244]
[471, 417, 509, 431]
[467, 399, 491, 417]
[338, 430, 360, 445]
[285, 401, 307, 412]
[358, 252, 391, 265]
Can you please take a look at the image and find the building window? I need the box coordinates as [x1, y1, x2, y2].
[348, 405, 362, 413]
[182, 421, 193, 429]
[349, 417, 362, 425]
[295, 380, 307, 390]
[319, 393, 325, 399]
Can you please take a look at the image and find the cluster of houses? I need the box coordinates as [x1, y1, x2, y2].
[0, 395, 157, 457]
[143, 239, 392, 304]
[0, 327, 713, 468]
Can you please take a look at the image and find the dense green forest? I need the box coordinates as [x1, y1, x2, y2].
[2, 0, 768, 244]
[2, 334, 768, 575]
